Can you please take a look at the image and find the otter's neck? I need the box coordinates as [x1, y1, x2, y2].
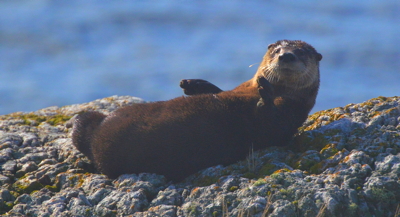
[231, 80, 258, 94]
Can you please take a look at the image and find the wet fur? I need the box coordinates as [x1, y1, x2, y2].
[72, 40, 322, 182]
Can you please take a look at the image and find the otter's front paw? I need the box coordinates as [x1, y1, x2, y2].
[180, 79, 222, 95]
[256, 77, 274, 107]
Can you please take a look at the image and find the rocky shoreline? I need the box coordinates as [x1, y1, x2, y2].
[1, 95, 399, 216]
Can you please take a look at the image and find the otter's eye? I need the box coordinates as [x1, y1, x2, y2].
[274, 48, 281, 54]
[295, 49, 306, 56]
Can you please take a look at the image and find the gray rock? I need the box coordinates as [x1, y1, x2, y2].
[55, 171, 89, 190]
[15, 193, 33, 205]
[0, 132, 23, 147]
[134, 205, 178, 217]
[80, 174, 112, 195]
[8, 204, 29, 216]
[13, 175, 43, 194]
[0, 189, 13, 201]
[20, 133, 40, 147]
[19, 152, 50, 164]
[2, 160, 17, 172]
[375, 153, 400, 174]
[1, 96, 400, 216]
[18, 161, 39, 175]
[150, 187, 183, 207]
[297, 194, 318, 217]
[38, 158, 58, 167]
[31, 188, 53, 205]
[87, 188, 112, 205]
[114, 173, 168, 200]
[39, 195, 68, 216]
[95, 189, 148, 215]
[269, 199, 296, 217]
[0, 148, 13, 163]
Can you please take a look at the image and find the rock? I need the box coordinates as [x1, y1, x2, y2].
[1, 95, 400, 216]
[95, 189, 148, 215]
[114, 173, 167, 198]
[80, 174, 112, 195]
[39, 195, 68, 216]
[0, 132, 23, 147]
[269, 199, 296, 217]
[87, 188, 112, 205]
[19, 152, 50, 165]
[0, 189, 14, 202]
[31, 188, 53, 205]
[2, 160, 17, 172]
[15, 161, 38, 178]
[0, 148, 13, 163]
[135, 205, 178, 217]
[15, 193, 33, 205]
[150, 186, 183, 207]
[13, 175, 43, 194]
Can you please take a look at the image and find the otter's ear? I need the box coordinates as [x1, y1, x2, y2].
[267, 43, 275, 50]
[316, 53, 323, 61]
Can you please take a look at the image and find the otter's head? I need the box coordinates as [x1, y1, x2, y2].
[256, 40, 322, 89]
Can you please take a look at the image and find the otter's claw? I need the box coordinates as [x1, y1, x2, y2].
[180, 79, 222, 95]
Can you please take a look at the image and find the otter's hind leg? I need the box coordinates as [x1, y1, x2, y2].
[180, 79, 222, 95]
[72, 111, 106, 162]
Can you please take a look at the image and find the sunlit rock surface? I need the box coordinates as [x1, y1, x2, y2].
[1, 96, 399, 216]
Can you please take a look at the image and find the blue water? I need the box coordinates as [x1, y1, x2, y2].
[0, 0, 399, 115]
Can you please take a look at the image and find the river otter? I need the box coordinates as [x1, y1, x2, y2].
[72, 40, 322, 182]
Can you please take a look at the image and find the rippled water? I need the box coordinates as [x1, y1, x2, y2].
[0, 0, 399, 115]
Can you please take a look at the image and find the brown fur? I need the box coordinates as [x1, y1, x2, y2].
[72, 40, 322, 182]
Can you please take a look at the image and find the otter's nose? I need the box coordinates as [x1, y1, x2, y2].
[279, 53, 296, 62]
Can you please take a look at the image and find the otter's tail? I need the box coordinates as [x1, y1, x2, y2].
[72, 111, 106, 162]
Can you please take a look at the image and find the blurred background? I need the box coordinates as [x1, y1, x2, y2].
[0, 0, 399, 115]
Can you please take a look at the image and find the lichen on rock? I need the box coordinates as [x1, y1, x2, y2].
[0, 95, 399, 216]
